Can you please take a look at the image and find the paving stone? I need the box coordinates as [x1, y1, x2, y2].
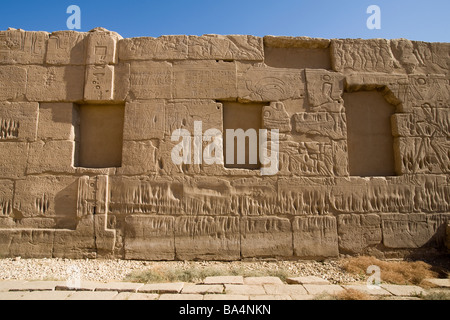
[381, 284, 425, 297]
[55, 281, 100, 291]
[0, 281, 29, 292]
[244, 277, 283, 285]
[138, 282, 185, 294]
[303, 284, 345, 296]
[224, 284, 266, 295]
[182, 284, 224, 294]
[94, 281, 144, 292]
[424, 278, 450, 288]
[113, 292, 159, 300]
[0, 291, 28, 300]
[286, 276, 330, 285]
[8, 281, 66, 292]
[250, 294, 292, 300]
[204, 276, 244, 285]
[159, 294, 204, 300]
[263, 284, 308, 295]
[66, 291, 119, 300]
[19, 291, 73, 300]
[203, 294, 249, 300]
[342, 284, 392, 296]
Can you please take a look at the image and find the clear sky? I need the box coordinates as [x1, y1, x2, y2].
[1, 0, 449, 42]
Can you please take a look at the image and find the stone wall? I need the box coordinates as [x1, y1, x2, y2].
[0, 27, 449, 260]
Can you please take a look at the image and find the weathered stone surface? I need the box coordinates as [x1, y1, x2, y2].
[380, 284, 425, 296]
[0, 29, 448, 261]
[124, 216, 175, 260]
[244, 277, 283, 285]
[225, 284, 266, 295]
[293, 216, 339, 259]
[46, 31, 87, 65]
[174, 60, 237, 99]
[241, 217, 293, 258]
[286, 276, 330, 285]
[0, 30, 48, 64]
[181, 284, 224, 294]
[138, 282, 184, 294]
[204, 276, 244, 285]
[0, 66, 27, 100]
[175, 216, 240, 260]
[263, 284, 308, 295]
[26, 66, 85, 102]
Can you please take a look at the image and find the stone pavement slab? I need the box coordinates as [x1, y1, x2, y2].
[159, 294, 203, 300]
[113, 292, 159, 300]
[0, 281, 29, 292]
[204, 276, 244, 285]
[381, 284, 425, 296]
[303, 284, 345, 296]
[94, 281, 144, 292]
[424, 278, 450, 288]
[263, 284, 308, 295]
[138, 282, 185, 294]
[0, 291, 28, 300]
[343, 284, 392, 296]
[55, 281, 100, 291]
[290, 294, 315, 300]
[182, 284, 224, 294]
[225, 284, 266, 295]
[8, 281, 67, 292]
[19, 291, 73, 300]
[244, 277, 283, 285]
[66, 291, 119, 300]
[203, 294, 249, 300]
[286, 276, 330, 285]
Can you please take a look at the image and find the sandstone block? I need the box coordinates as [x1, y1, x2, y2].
[118, 140, 159, 175]
[124, 216, 175, 260]
[305, 69, 344, 112]
[46, 31, 87, 65]
[0, 102, 38, 141]
[238, 64, 304, 101]
[174, 61, 237, 99]
[337, 214, 382, 254]
[84, 65, 115, 101]
[0, 30, 48, 64]
[119, 36, 188, 61]
[241, 217, 293, 258]
[26, 65, 85, 102]
[37, 103, 77, 141]
[85, 29, 121, 65]
[188, 35, 264, 61]
[293, 216, 339, 259]
[27, 140, 75, 174]
[123, 101, 165, 140]
[0, 142, 28, 178]
[0, 66, 27, 100]
[129, 61, 172, 99]
[175, 216, 240, 260]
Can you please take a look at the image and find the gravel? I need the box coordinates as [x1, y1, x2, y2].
[0, 258, 363, 284]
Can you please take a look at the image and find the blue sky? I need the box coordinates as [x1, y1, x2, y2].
[1, 1, 449, 42]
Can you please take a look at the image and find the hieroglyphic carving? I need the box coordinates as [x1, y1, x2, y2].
[392, 106, 449, 138]
[281, 140, 348, 176]
[173, 61, 237, 99]
[85, 29, 121, 65]
[0, 181, 13, 217]
[46, 31, 87, 65]
[294, 112, 347, 140]
[123, 101, 165, 141]
[262, 102, 291, 132]
[331, 39, 395, 73]
[238, 64, 304, 101]
[0, 30, 48, 64]
[305, 69, 344, 112]
[119, 36, 188, 61]
[337, 214, 382, 254]
[230, 178, 278, 216]
[84, 65, 114, 101]
[406, 75, 449, 109]
[188, 35, 264, 61]
[129, 61, 172, 99]
[77, 175, 109, 217]
[109, 177, 184, 215]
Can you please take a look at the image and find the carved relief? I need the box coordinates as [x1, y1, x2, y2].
[129, 61, 173, 99]
[262, 102, 291, 132]
[0, 30, 48, 64]
[305, 69, 344, 112]
[294, 112, 347, 140]
[77, 175, 109, 217]
[84, 65, 114, 101]
[46, 31, 87, 65]
[119, 36, 188, 61]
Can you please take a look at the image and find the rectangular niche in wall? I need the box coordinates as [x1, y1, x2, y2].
[343, 91, 396, 177]
[76, 104, 125, 168]
[223, 102, 264, 170]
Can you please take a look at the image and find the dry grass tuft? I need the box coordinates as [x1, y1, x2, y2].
[341, 256, 438, 286]
[336, 288, 372, 300]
